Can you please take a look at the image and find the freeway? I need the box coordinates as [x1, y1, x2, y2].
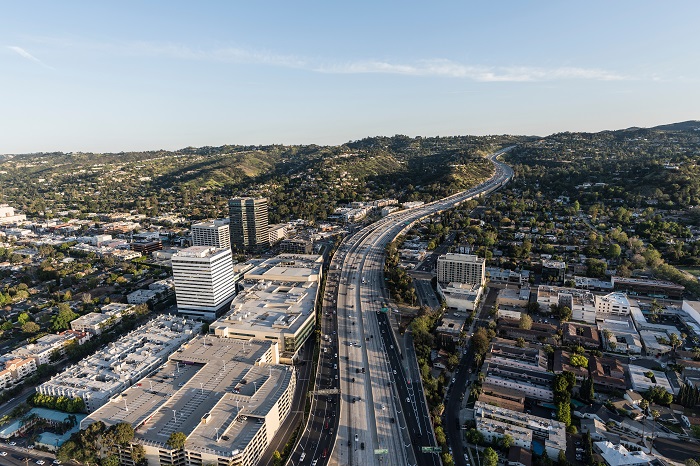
[289, 147, 514, 466]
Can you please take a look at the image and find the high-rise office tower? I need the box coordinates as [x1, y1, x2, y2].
[191, 219, 231, 250]
[228, 197, 269, 251]
[437, 253, 486, 287]
[171, 246, 236, 320]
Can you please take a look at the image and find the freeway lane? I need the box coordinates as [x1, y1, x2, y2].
[290, 147, 514, 466]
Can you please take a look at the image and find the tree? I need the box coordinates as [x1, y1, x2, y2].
[516, 337, 526, 348]
[272, 451, 283, 466]
[111, 422, 135, 445]
[471, 327, 490, 357]
[558, 449, 570, 466]
[580, 376, 595, 404]
[586, 258, 607, 278]
[167, 431, 187, 450]
[17, 312, 30, 325]
[519, 313, 533, 330]
[483, 447, 499, 466]
[559, 306, 572, 322]
[465, 428, 484, 445]
[22, 321, 40, 333]
[669, 333, 682, 352]
[606, 243, 622, 259]
[131, 444, 146, 465]
[435, 426, 446, 445]
[500, 434, 514, 450]
[569, 354, 588, 368]
[102, 455, 120, 466]
[685, 460, 700, 466]
[650, 299, 663, 322]
[52, 304, 78, 332]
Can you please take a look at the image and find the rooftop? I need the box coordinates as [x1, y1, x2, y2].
[84, 336, 293, 457]
[243, 254, 323, 282]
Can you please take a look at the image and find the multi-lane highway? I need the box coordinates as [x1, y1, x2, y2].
[289, 147, 514, 466]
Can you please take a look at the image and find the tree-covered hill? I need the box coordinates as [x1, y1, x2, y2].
[0, 135, 522, 223]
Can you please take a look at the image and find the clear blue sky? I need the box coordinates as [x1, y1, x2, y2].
[1, 1, 698, 153]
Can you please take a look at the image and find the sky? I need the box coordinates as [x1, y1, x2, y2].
[1, 1, 699, 154]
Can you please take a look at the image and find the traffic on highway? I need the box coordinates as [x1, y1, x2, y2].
[290, 147, 513, 466]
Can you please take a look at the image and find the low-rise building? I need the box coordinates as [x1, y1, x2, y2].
[479, 384, 526, 412]
[38, 315, 202, 412]
[436, 311, 469, 345]
[71, 303, 135, 335]
[593, 441, 653, 466]
[268, 223, 288, 245]
[497, 286, 531, 307]
[638, 330, 672, 357]
[574, 276, 614, 291]
[507, 446, 532, 466]
[628, 364, 675, 395]
[598, 318, 642, 355]
[552, 350, 589, 382]
[474, 401, 566, 459]
[590, 355, 627, 392]
[483, 360, 555, 401]
[562, 322, 601, 349]
[536, 285, 596, 324]
[611, 276, 684, 300]
[10, 333, 80, 365]
[83, 337, 295, 466]
[497, 318, 558, 346]
[279, 237, 314, 255]
[437, 282, 483, 311]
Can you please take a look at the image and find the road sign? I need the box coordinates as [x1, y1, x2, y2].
[374, 449, 389, 455]
[421, 446, 442, 453]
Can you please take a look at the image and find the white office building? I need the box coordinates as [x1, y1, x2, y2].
[595, 292, 631, 317]
[191, 219, 231, 250]
[437, 253, 486, 287]
[172, 246, 237, 320]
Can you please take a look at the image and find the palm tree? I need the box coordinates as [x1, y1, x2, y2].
[639, 399, 649, 447]
[649, 409, 660, 454]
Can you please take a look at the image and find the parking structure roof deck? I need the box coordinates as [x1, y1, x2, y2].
[83, 336, 294, 458]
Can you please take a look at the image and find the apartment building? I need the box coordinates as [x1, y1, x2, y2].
[38, 315, 202, 412]
[437, 253, 486, 287]
[475, 401, 567, 459]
